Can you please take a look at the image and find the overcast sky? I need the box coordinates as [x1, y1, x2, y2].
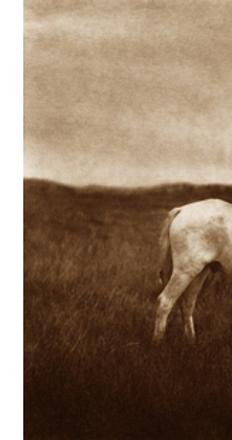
[25, 0, 232, 187]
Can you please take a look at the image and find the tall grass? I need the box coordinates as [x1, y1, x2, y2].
[24, 180, 232, 439]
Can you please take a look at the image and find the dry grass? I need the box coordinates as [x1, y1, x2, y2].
[24, 179, 232, 440]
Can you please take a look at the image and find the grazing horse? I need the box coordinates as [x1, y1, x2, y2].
[153, 198, 232, 344]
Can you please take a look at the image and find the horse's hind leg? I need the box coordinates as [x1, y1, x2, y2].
[153, 271, 194, 344]
[180, 266, 211, 342]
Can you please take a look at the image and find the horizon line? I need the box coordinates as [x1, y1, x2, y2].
[24, 176, 232, 191]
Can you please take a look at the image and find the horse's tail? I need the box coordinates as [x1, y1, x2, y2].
[156, 207, 181, 290]
[158, 207, 181, 269]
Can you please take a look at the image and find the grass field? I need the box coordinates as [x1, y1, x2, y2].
[24, 179, 232, 440]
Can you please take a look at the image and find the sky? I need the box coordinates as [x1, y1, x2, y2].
[24, 0, 232, 187]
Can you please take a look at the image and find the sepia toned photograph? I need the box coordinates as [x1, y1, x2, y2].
[24, 1, 232, 439]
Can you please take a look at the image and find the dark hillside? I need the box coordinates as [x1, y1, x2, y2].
[24, 179, 232, 440]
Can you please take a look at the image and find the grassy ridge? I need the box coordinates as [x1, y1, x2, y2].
[24, 179, 232, 439]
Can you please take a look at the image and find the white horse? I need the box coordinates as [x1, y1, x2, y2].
[153, 198, 232, 344]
